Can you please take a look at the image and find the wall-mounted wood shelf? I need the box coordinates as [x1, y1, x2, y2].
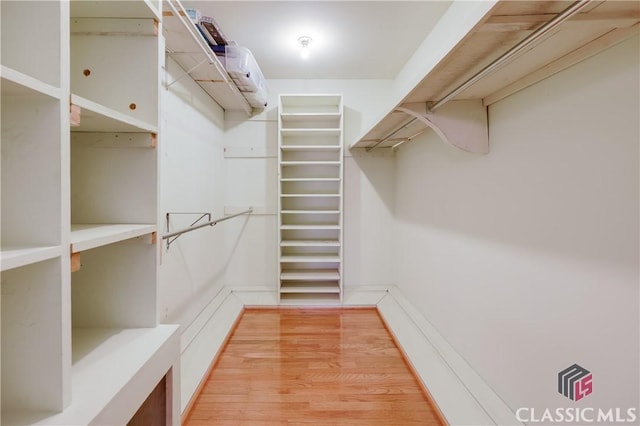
[0, 246, 63, 272]
[70, 94, 158, 133]
[1, 65, 62, 99]
[351, 0, 639, 151]
[162, 0, 252, 115]
[70, 224, 156, 253]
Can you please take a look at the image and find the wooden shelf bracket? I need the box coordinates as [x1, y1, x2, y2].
[393, 100, 489, 154]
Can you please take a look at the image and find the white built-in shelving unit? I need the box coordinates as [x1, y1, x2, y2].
[1, 1, 179, 424]
[2, 0, 266, 423]
[278, 95, 344, 304]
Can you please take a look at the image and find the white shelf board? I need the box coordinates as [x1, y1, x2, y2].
[280, 270, 340, 281]
[281, 161, 341, 166]
[280, 94, 342, 108]
[162, 0, 252, 115]
[280, 283, 341, 294]
[280, 193, 340, 198]
[280, 128, 341, 137]
[70, 224, 156, 253]
[280, 145, 341, 151]
[280, 240, 341, 247]
[71, 0, 161, 19]
[281, 210, 340, 214]
[2, 325, 179, 426]
[280, 256, 340, 263]
[279, 293, 341, 305]
[280, 112, 341, 122]
[280, 225, 340, 230]
[280, 178, 341, 182]
[197, 81, 253, 113]
[0, 245, 63, 272]
[71, 94, 158, 133]
[1, 65, 62, 99]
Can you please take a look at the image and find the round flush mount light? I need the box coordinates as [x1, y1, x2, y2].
[298, 36, 312, 59]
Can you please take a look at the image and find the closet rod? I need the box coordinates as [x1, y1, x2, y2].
[365, 117, 418, 152]
[427, 0, 592, 112]
[366, 0, 591, 152]
[162, 208, 253, 240]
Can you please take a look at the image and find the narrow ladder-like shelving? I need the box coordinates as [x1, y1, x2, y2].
[278, 94, 344, 304]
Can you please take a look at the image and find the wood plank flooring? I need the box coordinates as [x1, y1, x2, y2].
[184, 308, 445, 425]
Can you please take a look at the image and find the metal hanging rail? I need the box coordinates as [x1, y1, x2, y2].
[365, 117, 419, 152]
[162, 208, 253, 249]
[366, 0, 592, 152]
[427, 0, 592, 112]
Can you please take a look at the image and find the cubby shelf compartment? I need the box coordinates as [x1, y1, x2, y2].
[70, 94, 158, 133]
[70, 224, 156, 253]
[1, 1, 68, 417]
[162, 0, 252, 115]
[281, 240, 341, 247]
[2, 326, 180, 426]
[1, 246, 63, 272]
[280, 194, 340, 198]
[280, 178, 340, 182]
[282, 210, 340, 214]
[281, 225, 340, 230]
[279, 293, 342, 305]
[280, 270, 341, 281]
[278, 94, 344, 304]
[281, 256, 341, 263]
[280, 128, 341, 137]
[281, 161, 341, 166]
[280, 112, 342, 123]
[280, 282, 341, 293]
[1, 66, 62, 99]
[280, 145, 341, 151]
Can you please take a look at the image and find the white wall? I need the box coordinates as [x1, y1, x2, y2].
[158, 57, 229, 327]
[393, 35, 639, 417]
[358, 0, 497, 141]
[222, 79, 396, 292]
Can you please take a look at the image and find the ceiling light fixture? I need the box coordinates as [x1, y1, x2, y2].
[298, 36, 312, 59]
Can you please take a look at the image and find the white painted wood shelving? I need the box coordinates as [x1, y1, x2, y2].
[350, 1, 639, 152]
[278, 94, 344, 304]
[162, 0, 253, 116]
[1, 1, 180, 424]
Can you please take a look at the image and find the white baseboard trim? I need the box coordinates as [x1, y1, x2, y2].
[180, 285, 520, 425]
[229, 286, 279, 306]
[380, 286, 521, 425]
[179, 288, 244, 414]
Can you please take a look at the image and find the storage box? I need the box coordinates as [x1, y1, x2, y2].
[222, 45, 265, 92]
[242, 81, 268, 109]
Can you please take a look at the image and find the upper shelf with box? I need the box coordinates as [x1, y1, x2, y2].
[162, 0, 268, 115]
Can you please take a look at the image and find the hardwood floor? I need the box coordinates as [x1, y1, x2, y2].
[184, 308, 445, 425]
